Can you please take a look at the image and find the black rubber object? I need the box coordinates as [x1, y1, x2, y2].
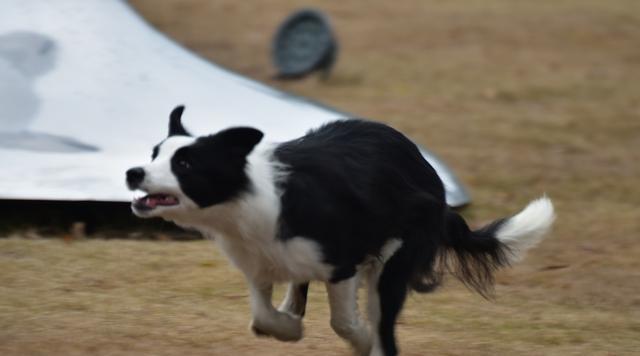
[272, 9, 337, 79]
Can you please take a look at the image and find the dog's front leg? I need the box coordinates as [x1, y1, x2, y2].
[248, 281, 303, 342]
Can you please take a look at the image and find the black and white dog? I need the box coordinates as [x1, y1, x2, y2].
[126, 106, 554, 356]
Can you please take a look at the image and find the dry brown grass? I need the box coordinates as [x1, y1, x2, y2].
[1, 237, 638, 355]
[2, 0, 640, 355]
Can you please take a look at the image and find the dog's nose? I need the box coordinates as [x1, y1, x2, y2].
[126, 167, 145, 188]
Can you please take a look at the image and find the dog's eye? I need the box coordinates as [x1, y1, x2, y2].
[177, 159, 191, 169]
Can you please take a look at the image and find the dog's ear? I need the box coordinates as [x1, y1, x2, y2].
[168, 105, 191, 137]
[214, 127, 264, 157]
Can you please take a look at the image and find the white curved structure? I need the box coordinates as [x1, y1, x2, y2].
[0, 0, 469, 206]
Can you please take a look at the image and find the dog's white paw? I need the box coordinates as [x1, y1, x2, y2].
[249, 311, 303, 342]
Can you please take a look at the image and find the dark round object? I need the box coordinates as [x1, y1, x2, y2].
[272, 9, 337, 79]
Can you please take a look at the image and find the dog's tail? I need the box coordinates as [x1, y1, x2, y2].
[412, 197, 555, 296]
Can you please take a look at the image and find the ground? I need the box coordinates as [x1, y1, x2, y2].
[1, 0, 639, 355]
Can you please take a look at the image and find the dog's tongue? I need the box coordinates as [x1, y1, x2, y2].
[151, 194, 177, 206]
[139, 194, 178, 209]
[146, 195, 161, 208]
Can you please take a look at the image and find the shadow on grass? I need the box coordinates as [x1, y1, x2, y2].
[0, 200, 199, 240]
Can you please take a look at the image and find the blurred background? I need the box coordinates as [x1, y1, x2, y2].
[1, 0, 639, 355]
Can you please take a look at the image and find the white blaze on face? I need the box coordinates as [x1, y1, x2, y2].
[144, 136, 194, 190]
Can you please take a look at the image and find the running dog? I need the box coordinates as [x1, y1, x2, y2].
[126, 106, 555, 356]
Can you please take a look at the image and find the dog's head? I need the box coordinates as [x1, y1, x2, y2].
[126, 106, 263, 220]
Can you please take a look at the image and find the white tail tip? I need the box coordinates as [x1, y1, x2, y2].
[496, 196, 555, 263]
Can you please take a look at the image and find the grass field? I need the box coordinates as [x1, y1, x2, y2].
[2, 0, 640, 355]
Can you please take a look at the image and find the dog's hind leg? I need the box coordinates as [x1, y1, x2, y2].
[278, 282, 309, 317]
[248, 281, 303, 342]
[367, 245, 413, 356]
[327, 274, 372, 356]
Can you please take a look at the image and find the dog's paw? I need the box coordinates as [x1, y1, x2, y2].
[249, 311, 303, 342]
[250, 323, 272, 338]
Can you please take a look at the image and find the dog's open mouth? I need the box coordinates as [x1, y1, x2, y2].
[133, 193, 179, 211]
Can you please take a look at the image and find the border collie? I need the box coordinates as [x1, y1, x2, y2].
[126, 106, 555, 356]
